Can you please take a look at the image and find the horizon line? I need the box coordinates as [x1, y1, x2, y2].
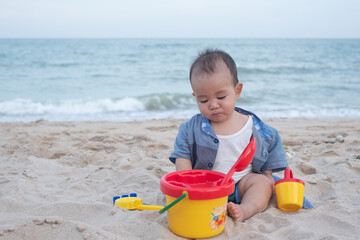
[1, 37, 360, 40]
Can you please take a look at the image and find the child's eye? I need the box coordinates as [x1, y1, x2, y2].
[218, 96, 226, 100]
[200, 100, 208, 103]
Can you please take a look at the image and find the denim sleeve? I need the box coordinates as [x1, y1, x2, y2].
[261, 126, 288, 172]
[169, 121, 192, 164]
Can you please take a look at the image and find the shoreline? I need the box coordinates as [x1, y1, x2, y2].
[1, 116, 360, 123]
[1, 118, 359, 239]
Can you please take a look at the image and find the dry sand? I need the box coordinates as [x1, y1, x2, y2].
[0, 118, 359, 240]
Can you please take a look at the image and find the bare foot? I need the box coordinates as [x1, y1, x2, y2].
[227, 202, 245, 222]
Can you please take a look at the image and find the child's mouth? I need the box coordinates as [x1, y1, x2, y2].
[212, 112, 223, 117]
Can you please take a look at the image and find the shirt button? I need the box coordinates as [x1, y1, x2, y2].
[208, 163, 213, 168]
[214, 139, 219, 143]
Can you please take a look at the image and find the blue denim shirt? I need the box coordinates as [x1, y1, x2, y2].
[169, 107, 288, 173]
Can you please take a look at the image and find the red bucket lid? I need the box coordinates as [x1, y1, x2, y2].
[274, 168, 305, 186]
[160, 170, 234, 200]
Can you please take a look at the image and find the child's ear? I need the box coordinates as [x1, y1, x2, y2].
[235, 83, 243, 98]
[192, 92, 195, 97]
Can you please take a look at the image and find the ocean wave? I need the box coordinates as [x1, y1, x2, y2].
[1, 95, 360, 122]
[90, 74, 118, 78]
[0, 94, 195, 116]
[0, 98, 140, 115]
[237, 66, 321, 75]
[141, 94, 193, 110]
[30, 61, 81, 68]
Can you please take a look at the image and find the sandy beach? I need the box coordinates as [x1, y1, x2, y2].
[0, 118, 359, 240]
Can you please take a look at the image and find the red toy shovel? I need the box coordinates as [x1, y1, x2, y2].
[220, 138, 256, 185]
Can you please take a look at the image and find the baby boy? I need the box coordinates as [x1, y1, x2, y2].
[169, 49, 288, 221]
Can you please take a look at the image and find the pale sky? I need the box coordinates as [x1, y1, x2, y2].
[1, 0, 359, 38]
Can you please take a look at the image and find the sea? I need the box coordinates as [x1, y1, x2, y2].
[0, 39, 359, 122]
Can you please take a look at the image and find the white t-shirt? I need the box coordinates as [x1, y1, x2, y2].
[212, 116, 253, 183]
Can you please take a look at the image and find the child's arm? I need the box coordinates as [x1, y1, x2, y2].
[175, 158, 192, 171]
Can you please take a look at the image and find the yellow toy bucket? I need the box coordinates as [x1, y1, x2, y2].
[160, 170, 234, 239]
[274, 168, 305, 211]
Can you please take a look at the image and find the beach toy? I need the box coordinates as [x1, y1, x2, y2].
[160, 170, 234, 238]
[158, 192, 187, 214]
[221, 138, 256, 185]
[274, 168, 305, 211]
[114, 193, 188, 213]
[114, 139, 257, 238]
[159, 138, 256, 238]
[113, 193, 164, 210]
[114, 171, 233, 239]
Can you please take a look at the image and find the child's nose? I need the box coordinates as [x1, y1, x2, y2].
[209, 100, 219, 110]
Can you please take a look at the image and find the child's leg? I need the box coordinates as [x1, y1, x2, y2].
[227, 173, 274, 222]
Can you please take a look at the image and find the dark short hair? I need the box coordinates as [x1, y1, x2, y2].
[189, 49, 238, 86]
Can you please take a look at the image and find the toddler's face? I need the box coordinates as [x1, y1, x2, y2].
[191, 61, 242, 124]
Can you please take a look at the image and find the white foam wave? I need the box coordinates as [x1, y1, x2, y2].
[249, 104, 360, 119]
[1, 98, 359, 122]
[0, 98, 145, 115]
[0, 96, 198, 122]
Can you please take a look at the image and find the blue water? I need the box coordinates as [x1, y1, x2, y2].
[0, 39, 359, 122]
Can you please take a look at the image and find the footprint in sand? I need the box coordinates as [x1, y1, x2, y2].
[312, 180, 336, 201]
[284, 229, 315, 240]
[154, 168, 168, 179]
[334, 161, 360, 173]
[282, 139, 302, 147]
[49, 152, 66, 159]
[320, 149, 340, 157]
[257, 212, 290, 233]
[297, 162, 317, 175]
[310, 213, 357, 236]
[83, 144, 116, 153]
[123, 135, 151, 145]
[120, 165, 132, 170]
[305, 125, 327, 131]
[145, 144, 169, 151]
[89, 136, 107, 142]
[146, 125, 178, 132]
[141, 165, 168, 178]
[348, 140, 360, 146]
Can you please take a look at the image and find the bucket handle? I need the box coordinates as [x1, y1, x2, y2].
[284, 167, 293, 179]
[158, 192, 187, 214]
